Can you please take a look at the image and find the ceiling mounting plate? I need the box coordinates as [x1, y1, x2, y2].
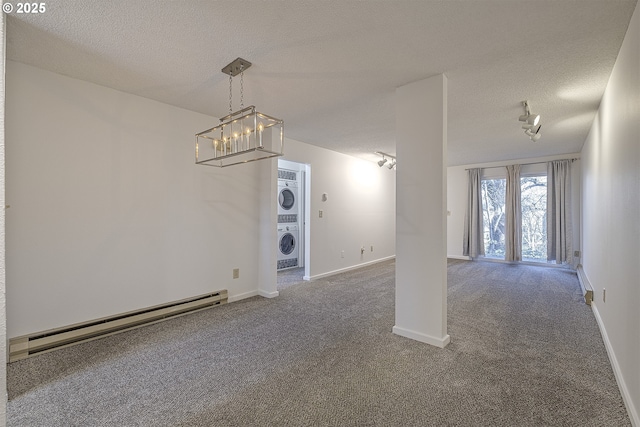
[221, 58, 252, 77]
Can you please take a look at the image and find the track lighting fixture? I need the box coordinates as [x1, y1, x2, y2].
[519, 101, 542, 142]
[375, 151, 396, 170]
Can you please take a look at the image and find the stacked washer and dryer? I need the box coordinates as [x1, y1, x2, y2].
[277, 169, 300, 270]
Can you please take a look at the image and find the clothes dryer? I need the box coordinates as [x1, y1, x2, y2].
[277, 177, 299, 216]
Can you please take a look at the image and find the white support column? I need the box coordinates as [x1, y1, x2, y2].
[393, 74, 449, 348]
[258, 158, 279, 298]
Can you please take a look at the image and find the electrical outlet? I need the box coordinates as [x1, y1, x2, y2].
[574, 250, 581, 257]
[341, 250, 344, 258]
[233, 268, 239, 279]
[370, 245, 374, 252]
[319, 210, 323, 218]
[603, 288, 606, 302]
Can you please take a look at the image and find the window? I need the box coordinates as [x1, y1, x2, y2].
[481, 172, 548, 262]
[481, 178, 506, 258]
[520, 175, 547, 262]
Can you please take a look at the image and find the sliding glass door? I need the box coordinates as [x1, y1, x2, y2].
[481, 172, 548, 262]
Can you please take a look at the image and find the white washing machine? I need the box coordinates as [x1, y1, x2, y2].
[278, 171, 299, 217]
[277, 224, 299, 270]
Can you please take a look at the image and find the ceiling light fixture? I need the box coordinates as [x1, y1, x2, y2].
[375, 151, 396, 170]
[519, 101, 542, 141]
[525, 125, 542, 142]
[195, 58, 284, 167]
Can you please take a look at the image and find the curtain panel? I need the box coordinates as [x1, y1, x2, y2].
[547, 160, 573, 264]
[463, 168, 484, 258]
[505, 164, 522, 261]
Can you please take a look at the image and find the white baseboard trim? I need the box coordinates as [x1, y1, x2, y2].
[228, 290, 259, 303]
[258, 289, 279, 299]
[591, 302, 639, 426]
[305, 256, 396, 281]
[392, 325, 451, 348]
[447, 255, 471, 261]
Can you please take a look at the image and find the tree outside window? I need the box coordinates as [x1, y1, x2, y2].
[481, 179, 506, 258]
[521, 176, 547, 261]
[481, 175, 547, 262]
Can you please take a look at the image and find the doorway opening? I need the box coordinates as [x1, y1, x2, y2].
[276, 159, 310, 289]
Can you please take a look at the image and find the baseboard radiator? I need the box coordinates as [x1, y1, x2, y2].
[9, 290, 228, 362]
[576, 265, 593, 306]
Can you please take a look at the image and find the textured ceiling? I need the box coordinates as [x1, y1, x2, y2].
[6, 0, 637, 165]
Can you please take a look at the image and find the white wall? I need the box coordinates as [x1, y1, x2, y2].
[581, 3, 640, 424]
[282, 139, 395, 279]
[5, 62, 271, 337]
[447, 154, 581, 265]
[5, 61, 397, 339]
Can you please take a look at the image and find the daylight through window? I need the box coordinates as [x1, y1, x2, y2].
[481, 174, 547, 262]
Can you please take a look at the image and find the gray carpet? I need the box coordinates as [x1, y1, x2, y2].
[7, 259, 630, 426]
[277, 266, 305, 290]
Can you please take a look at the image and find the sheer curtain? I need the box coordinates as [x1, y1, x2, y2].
[505, 164, 522, 261]
[463, 168, 484, 258]
[547, 160, 573, 264]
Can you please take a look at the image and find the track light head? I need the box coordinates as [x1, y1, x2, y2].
[378, 158, 388, 167]
[387, 160, 396, 170]
[523, 123, 541, 131]
[525, 124, 542, 141]
[526, 114, 540, 126]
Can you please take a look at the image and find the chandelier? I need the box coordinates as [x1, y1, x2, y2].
[196, 58, 284, 167]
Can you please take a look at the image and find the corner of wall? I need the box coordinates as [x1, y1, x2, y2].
[0, 11, 7, 427]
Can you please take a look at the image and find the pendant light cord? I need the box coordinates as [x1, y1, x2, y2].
[240, 65, 244, 110]
[228, 73, 233, 115]
[227, 64, 245, 114]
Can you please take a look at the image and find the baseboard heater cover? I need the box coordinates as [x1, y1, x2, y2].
[9, 289, 228, 362]
[576, 265, 593, 306]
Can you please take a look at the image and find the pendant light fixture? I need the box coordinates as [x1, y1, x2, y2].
[196, 58, 284, 167]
